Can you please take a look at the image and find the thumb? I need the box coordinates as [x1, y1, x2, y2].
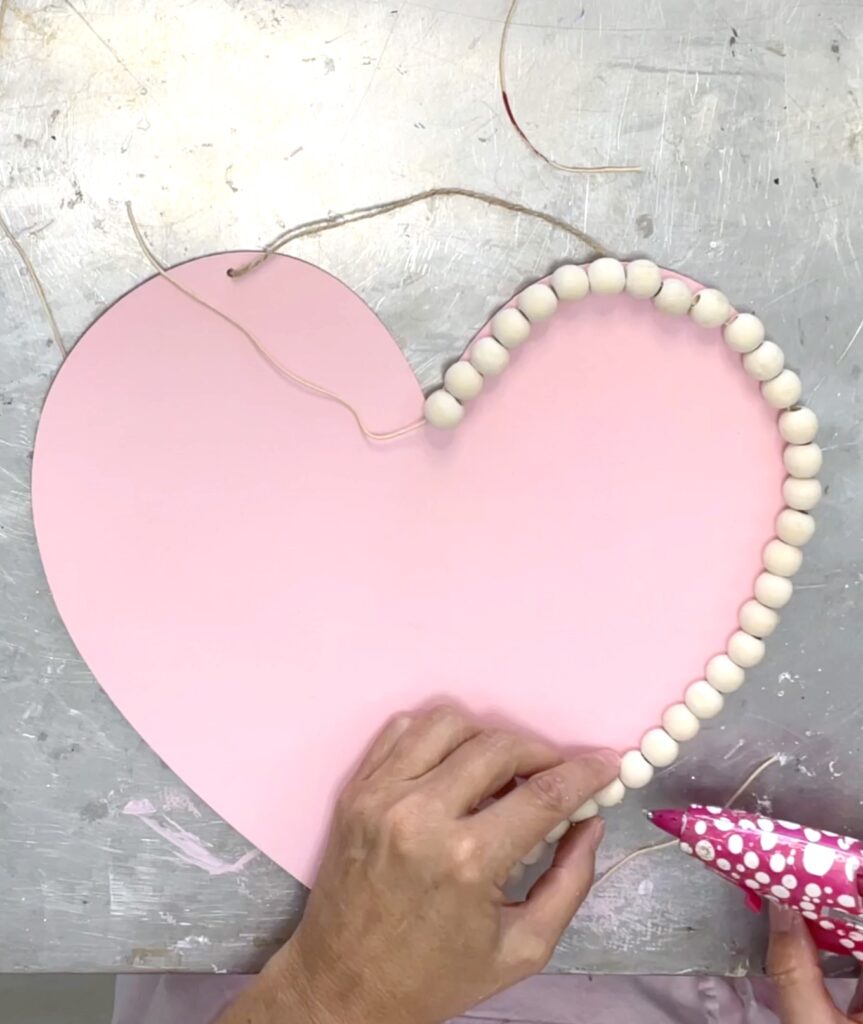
[767, 904, 839, 1024]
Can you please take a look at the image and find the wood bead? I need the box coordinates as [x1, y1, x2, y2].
[727, 630, 766, 668]
[685, 680, 724, 719]
[570, 799, 599, 823]
[470, 336, 510, 376]
[783, 476, 822, 511]
[724, 313, 765, 354]
[521, 840, 547, 866]
[423, 389, 463, 429]
[783, 442, 823, 479]
[754, 572, 794, 609]
[762, 369, 802, 409]
[743, 341, 785, 381]
[763, 538, 804, 577]
[705, 653, 745, 694]
[776, 508, 816, 547]
[739, 599, 780, 638]
[641, 727, 679, 768]
[595, 778, 626, 807]
[551, 264, 589, 301]
[779, 407, 818, 444]
[587, 257, 626, 295]
[690, 288, 732, 328]
[620, 750, 654, 788]
[653, 277, 693, 316]
[490, 308, 530, 349]
[517, 282, 558, 322]
[545, 819, 571, 844]
[662, 703, 700, 742]
[625, 259, 662, 298]
[443, 361, 483, 401]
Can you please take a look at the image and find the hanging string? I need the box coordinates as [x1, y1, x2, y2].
[499, 0, 640, 175]
[227, 186, 608, 280]
[592, 753, 783, 893]
[125, 202, 424, 443]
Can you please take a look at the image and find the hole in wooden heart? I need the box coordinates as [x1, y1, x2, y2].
[32, 254, 783, 884]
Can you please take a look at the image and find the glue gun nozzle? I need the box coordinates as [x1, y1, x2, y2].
[646, 809, 684, 839]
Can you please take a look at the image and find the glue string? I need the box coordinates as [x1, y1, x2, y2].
[499, 0, 640, 175]
[0, 208, 67, 358]
[125, 202, 424, 443]
[592, 753, 783, 893]
[226, 186, 608, 279]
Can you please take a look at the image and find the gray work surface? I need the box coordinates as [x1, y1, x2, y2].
[1, 0, 862, 976]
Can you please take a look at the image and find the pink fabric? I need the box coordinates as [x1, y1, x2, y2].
[111, 972, 857, 1024]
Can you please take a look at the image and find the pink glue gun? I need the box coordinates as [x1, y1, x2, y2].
[648, 806, 863, 960]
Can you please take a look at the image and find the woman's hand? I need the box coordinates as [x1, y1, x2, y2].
[768, 904, 863, 1023]
[219, 705, 618, 1024]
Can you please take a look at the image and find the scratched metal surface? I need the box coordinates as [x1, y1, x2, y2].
[1, 0, 862, 975]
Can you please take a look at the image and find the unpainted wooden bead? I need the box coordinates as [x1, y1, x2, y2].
[653, 277, 693, 316]
[739, 599, 780, 638]
[684, 680, 724, 719]
[443, 361, 483, 401]
[763, 537, 804, 577]
[762, 369, 802, 409]
[470, 336, 510, 376]
[641, 727, 679, 768]
[521, 840, 547, 866]
[619, 750, 654, 788]
[490, 308, 530, 349]
[690, 288, 732, 328]
[545, 819, 571, 844]
[570, 798, 599, 823]
[783, 442, 823, 479]
[743, 341, 785, 381]
[518, 282, 558, 322]
[754, 572, 794, 609]
[625, 259, 662, 298]
[595, 778, 626, 807]
[662, 703, 701, 742]
[782, 476, 822, 512]
[705, 653, 745, 694]
[551, 264, 589, 301]
[779, 406, 818, 444]
[587, 257, 626, 295]
[724, 313, 765, 353]
[776, 507, 816, 547]
[727, 630, 766, 668]
[424, 389, 464, 429]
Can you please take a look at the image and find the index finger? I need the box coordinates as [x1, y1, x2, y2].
[766, 905, 839, 1024]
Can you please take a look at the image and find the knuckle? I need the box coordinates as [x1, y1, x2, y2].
[426, 703, 465, 729]
[447, 832, 486, 884]
[514, 933, 554, 974]
[381, 797, 422, 852]
[480, 728, 515, 757]
[524, 770, 569, 816]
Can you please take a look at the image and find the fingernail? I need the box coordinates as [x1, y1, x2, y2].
[586, 816, 606, 851]
[769, 902, 794, 933]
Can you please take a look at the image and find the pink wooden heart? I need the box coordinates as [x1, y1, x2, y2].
[32, 253, 783, 884]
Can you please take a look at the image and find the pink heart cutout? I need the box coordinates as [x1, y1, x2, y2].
[33, 253, 783, 884]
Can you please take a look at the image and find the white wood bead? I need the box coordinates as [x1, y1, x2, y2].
[625, 259, 662, 298]
[443, 361, 483, 401]
[521, 840, 547, 866]
[705, 654, 745, 694]
[662, 703, 701, 742]
[727, 630, 766, 668]
[739, 599, 780, 638]
[595, 778, 626, 807]
[743, 341, 785, 382]
[587, 257, 626, 295]
[690, 288, 732, 328]
[783, 476, 822, 512]
[762, 369, 802, 409]
[423, 389, 464, 429]
[779, 407, 818, 444]
[518, 283, 558, 322]
[783, 442, 823, 479]
[570, 798, 599, 823]
[763, 538, 804, 577]
[619, 750, 654, 788]
[754, 572, 794, 609]
[470, 336, 510, 376]
[684, 680, 724, 719]
[776, 508, 816, 547]
[724, 313, 765, 354]
[551, 264, 589, 301]
[545, 819, 571, 844]
[490, 308, 530, 349]
[641, 727, 679, 768]
[653, 277, 693, 316]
